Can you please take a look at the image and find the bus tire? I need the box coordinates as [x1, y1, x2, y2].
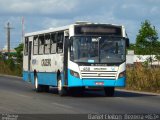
[104, 87, 115, 97]
[58, 77, 67, 96]
[34, 76, 43, 92]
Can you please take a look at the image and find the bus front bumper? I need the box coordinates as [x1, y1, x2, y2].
[68, 71, 126, 87]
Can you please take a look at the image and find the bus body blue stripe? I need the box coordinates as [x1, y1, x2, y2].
[23, 71, 29, 82]
[23, 71, 60, 86]
[23, 69, 125, 87]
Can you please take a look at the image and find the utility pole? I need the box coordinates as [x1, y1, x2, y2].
[21, 17, 25, 43]
[4, 22, 14, 54]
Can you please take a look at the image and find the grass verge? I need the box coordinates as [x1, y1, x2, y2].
[126, 63, 160, 93]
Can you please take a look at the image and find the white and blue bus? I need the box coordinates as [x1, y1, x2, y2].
[23, 22, 129, 96]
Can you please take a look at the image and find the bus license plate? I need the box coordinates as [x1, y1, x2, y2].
[95, 82, 104, 85]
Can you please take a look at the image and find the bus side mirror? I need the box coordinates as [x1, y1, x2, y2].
[126, 38, 129, 48]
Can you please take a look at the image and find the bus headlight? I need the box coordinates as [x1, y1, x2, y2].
[118, 71, 126, 78]
[70, 70, 80, 78]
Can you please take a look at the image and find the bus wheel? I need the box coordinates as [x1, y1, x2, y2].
[58, 78, 67, 96]
[34, 76, 43, 92]
[104, 87, 115, 97]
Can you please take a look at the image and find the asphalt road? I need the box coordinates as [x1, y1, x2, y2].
[0, 76, 160, 115]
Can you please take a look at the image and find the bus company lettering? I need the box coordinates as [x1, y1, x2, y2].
[94, 68, 107, 71]
[41, 59, 51, 66]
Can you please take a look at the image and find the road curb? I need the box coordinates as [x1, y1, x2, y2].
[0, 74, 22, 79]
[116, 88, 160, 96]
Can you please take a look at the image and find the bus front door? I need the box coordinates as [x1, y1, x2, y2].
[28, 41, 32, 82]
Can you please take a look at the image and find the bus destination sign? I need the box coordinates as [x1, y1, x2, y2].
[75, 25, 122, 36]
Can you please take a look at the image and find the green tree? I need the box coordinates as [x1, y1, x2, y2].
[14, 43, 23, 64]
[155, 41, 160, 55]
[5, 58, 15, 71]
[155, 55, 160, 66]
[135, 20, 159, 55]
[127, 43, 136, 50]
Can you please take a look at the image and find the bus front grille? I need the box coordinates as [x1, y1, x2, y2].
[80, 71, 117, 79]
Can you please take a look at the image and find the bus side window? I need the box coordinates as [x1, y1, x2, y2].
[33, 36, 38, 55]
[51, 33, 56, 54]
[44, 34, 50, 54]
[39, 35, 45, 55]
[24, 37, 29, 55]
[57, 32, 64, 53]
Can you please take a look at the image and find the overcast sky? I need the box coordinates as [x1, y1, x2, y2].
[0, 0, 159, 49]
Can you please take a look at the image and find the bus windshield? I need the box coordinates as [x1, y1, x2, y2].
[70, 36, 126, 63]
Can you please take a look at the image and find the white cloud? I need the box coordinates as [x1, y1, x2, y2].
[0, 0, 160, 49]
[41, 18, 72, 28]
[0, 0, 78, 15]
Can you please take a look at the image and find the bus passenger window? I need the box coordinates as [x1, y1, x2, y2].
[24, 37, 29, 55]
[51, 33, 56, 54]
[39, 35, 45, 54]
[57, 33, 64, 53]
[33, 36, 38, 55]
[44, 34, 50, 54]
